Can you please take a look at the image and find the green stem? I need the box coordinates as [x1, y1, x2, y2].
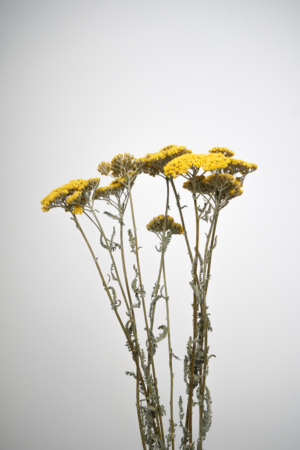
[136, 354, 147, 450]
[198, 207, 219, 449]
[149, 177, 170, 333]
[170, 178, 193, 262]
[162, 259, 175, 450]
[185, 198, 200, 446]
[128, 185, 165, 445]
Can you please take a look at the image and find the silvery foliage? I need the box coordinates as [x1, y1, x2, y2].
[155, 230, 173, 256]
[104, 210, 124, 225]
[100, 225, 121, 252]
[178, 396, 193, 450]
[128, 228, 142, 254]
[137, 349, 168, 449]
[130, 264, 145, 311]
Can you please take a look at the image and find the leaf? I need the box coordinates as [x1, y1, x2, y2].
[149, 294, 163, 327]
[202, 386, 212, 441]
[104, 211, 124, 225]
[125, 371, 137, 379]
[155, 324, 168, 343]
[171, 351, 181, 361]
[110, 263, 118, 281]
[189, 281, 202, 305]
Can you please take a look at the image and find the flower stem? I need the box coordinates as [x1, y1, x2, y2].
[128, 186, 165, 445]
[162, 259, 175, 450]
[150, 177, 170, 334]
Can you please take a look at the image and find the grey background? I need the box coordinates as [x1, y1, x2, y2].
[1, 0, 300, 449]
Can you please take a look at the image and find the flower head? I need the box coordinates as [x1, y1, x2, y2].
[146, 215, 175, 233]
[138, 145, 192, 177]
[183, 173, 243, 201]
[94, 174, 136, 200]
[94, 172, 136, 200]
[170, 222, 184, 235]
[164, 153, 230, 179]
[98, 153, 140, 177]
[209, 147, 235, 157]
[146, 214, 183, 235]
[41, 178, 100, 213]
[224, 158, 258, 176]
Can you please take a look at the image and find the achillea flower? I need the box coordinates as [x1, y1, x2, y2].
[146, 215, 175, 233]
[209, 147, 235, 157]
[98, 153, 140, 177]
[138, 145, 192, 177]
[146, 215, 183, 235]
[170, 222, 184, 235]
[183, 173, 243, 201]
[164, 153, 230, 179]
[41, 178, 100, 213]
[224, 158, 258, 176]
[97, 161, 111, 176]
[94, 172, 136, 200]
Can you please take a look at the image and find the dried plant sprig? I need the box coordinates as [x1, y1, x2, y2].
[41, 143, 257, 450]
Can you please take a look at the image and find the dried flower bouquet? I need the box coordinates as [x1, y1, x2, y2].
[41, 145, 257, 450]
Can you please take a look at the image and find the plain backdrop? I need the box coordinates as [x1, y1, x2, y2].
[1, 0, 300, 449]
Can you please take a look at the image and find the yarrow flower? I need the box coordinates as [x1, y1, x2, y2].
[208, 147, 235, 158]
[138, 145, 192, 177]
[183, 173, 243, 201]
[164, 153, 230, 179]
[223, 158, 258, 177]
[41, 178, 100, 213]
[98, 153, 140, 177]
[94, 172, 136, 200]
[146, 214, 183, 235]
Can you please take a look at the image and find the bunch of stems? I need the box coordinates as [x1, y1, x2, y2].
[68, 170, 223, 450]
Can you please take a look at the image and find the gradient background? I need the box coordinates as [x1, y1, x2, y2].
[1, 0, 300, 449]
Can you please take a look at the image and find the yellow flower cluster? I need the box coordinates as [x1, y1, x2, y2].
[41, 178, 100, 212]
[183, 173, 243, 201]
[146, 214, 183, 235]
[94, 172, 136, 200]
[98, 153, 139, 177]
[224, 158, 258, 176]
[97, 161, 111, 176]
[164, 153, 230, 179]
[209, 147, 235, 157]
[138, 145, 192, 177]
[170, 222, 184, 235]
